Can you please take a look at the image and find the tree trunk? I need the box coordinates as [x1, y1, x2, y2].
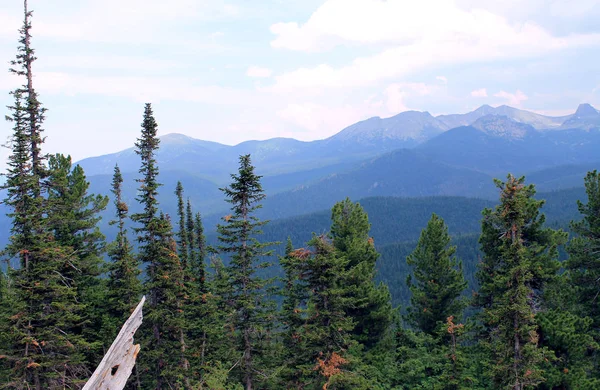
[83, 297, 145, 390]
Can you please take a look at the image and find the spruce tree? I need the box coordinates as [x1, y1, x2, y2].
[1, 3, 92, 387]
[2, 91, 34, 260]
[279, 237, 310, 388]
[329, 198, 393, 349]
[475, 175, 566, 389]
[10, 0, 46, 189]
[104, 165, 142, 338]
[45, 154, 108, 295]
[567, 170, 600, 329]
[283, 235, 376, 389]
[45, 154, 109, 366]
[406, 213, 467, 335]
[131, 104, 190, 389]
[175, 182, 189, 269]
[216, 154, 275, 390]
[194, 211, 207, 291]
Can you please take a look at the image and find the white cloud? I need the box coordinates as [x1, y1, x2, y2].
[275, 81, 443, 139]
[436, 76, 448, 84]
[246, 66, 273, 78]
[41, 55, 183, 71]
[0, 0, 241, 44]
[276, 102, 386, 136]
[269, 0, 600, 90]
[494, 90, 528, 106]
[471, 88, 488, 97]
[0, 71, 263, 106]
[384, 82, 437, 113]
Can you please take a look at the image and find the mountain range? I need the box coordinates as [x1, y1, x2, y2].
[1, 102, 599, 251]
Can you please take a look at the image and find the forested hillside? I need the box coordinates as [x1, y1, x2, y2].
[2, 3, 600, 390]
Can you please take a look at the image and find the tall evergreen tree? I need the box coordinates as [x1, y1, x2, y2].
[194, 211, 207, 290]
[282, 235, 376, 389]
[279, 237, 310, 388]
[175, 182, 189, 269]
[475, 175, 566, 389]
[45, 153, 109, 367]
[131, 104, 190, 389]
[104, 165, 142, 336]
[2, 91, 34, 262]
[216, 154, 275, 390]
[406, 213, 467, 335]
[329, 198, 393, 349]
[1, 3, 92, 387]
[567, 170, 600, 329]
[10, 0, 46, 192]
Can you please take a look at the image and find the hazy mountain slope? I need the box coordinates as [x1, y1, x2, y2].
[248, 187, 586, 253]
[257, 149, 496, 220]
[325, 110, 448, 148]
[437, 104, 568, 130]
[254, 196, 495, 250]
[560, 103, 600, 130]
[528, 163, 600, 191]
[76, 103, 599, 189]
[418, 120, 600, 175]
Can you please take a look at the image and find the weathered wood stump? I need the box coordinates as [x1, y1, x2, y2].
[83, 296, 146, 390]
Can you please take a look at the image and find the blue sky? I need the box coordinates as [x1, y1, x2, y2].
[1, 0, 600, 171]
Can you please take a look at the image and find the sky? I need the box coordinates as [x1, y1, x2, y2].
[0, 0, 600, 171]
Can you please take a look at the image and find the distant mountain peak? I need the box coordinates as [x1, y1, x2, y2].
[575, 103, 599, 117]
[327, 109, 446, 145]
[474, 104, 494, 112]
[472, 115, 533, 139]
[160, 133, 194, 143]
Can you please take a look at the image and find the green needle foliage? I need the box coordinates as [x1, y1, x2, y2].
[330, 198, 394, 350]
[567, 170, 600, 329]
[217, 154, 276, 390]
[406, 213, 467, 335]
[131, 104, 190, 389]
[104, 165, 142, 345]
[476, 175, 566, 389]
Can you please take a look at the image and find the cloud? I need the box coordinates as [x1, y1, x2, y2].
[471, 88, 488, 97]
[276, 102, 386, 135]
[41, 55, 183, 72]
[275, 81, 443, 138]
[0, 71, 263, 107]
[0, 0, 241, 45]
[269, 0, 600, 90]
[384, 82, 438, 113]
[494, 90, 528, 106]
[246, 66, 273, 78]
[436, 76, 448, 84]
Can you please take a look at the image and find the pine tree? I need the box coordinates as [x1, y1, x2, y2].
[1, 3, 92, 387]
[536, 169, 600, 388]
[279, 237, 311, 388]
[475, 175, 566, 389]
[45, 154, 108, 293]
[10, 0, 46, 193]
[193, 211, 207, 291]
[285, 235, 376, 389]
[104, 165, 142, 339]
[175, 182, 189, 269]
[406, 213, 467, 335]
[131, 104, 161, 230]
[329, 198, 393, 349]
[131, 104, 190, 389]
[45, 154, 109, 367]
[2, 91, 34, 261]
[216, 154, 276, 390]
[567, 170, 600, 329]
